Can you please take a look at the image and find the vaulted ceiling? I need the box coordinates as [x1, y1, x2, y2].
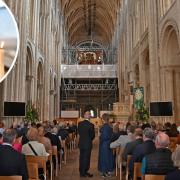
[61, 0, 121, 45]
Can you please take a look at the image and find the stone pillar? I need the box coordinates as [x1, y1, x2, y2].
[147, 0, 161, 102]
[164, 69, 174, 101]
[174, 71, 180, 122]
[0, 47, 5, 79]
[160, 68, 174, 122]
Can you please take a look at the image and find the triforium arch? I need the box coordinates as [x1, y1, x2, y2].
[37, 60, 44, 121]
[25, 45, 34, 104]
[160, 20, 180, 122]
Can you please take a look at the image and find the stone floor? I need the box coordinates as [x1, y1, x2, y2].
[56, 136, 119, 180]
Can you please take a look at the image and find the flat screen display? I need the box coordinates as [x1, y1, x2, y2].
[4, 101, 26, 117]
[150, 102, 173, 116]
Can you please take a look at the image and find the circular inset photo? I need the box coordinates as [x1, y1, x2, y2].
[0, 0, 19, 82]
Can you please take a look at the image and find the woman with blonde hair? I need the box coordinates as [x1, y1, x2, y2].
[38, 126, 52, 152]
[22, 127, 48, 156]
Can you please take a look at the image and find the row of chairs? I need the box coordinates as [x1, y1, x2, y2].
[25, 133, 77, 180]
[0, 177, 22, 180]
[114, 147, 165, 180]
[114, 137, 178, 180]
[0, 133, 78, 180]
[169, 137, 178, 152]
[133, 163, 165, 180]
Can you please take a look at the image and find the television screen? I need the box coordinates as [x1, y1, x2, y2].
[4, 101, 26, 117]
[150, 102, 173, 116]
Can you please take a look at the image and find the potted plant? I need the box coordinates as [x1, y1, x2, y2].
[25, 104, 39, 123]
[135, 104, 149, 122]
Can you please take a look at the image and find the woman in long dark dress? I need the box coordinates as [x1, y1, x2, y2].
[98, 113, 114, 177]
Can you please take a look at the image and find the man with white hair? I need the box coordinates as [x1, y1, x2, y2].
[141, 132, 175, 175]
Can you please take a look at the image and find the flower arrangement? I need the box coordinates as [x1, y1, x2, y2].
[135, 104, 149, 122]
[25, 104, 39, 123]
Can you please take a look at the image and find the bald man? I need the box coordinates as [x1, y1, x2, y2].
[78, 111, 95, 177]
[141, 132, 175, 175]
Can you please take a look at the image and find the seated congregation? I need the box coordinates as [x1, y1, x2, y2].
[0, 119, 180, 180]
[0, 120, 77, 180]
[98, 119, 180, 180]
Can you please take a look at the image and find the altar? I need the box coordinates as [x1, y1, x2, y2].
[113, 102, 131, 123]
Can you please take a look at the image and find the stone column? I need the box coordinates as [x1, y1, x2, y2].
[0, 47, 5, 79]
[174, 70, 180, 122]
[164, 69, 174, 101]
[147, 0, 161, 102]
[161, 68, 174, 122]
[26, 75, 33, 103]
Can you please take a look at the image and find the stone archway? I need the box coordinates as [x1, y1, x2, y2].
[25, 47, 33, 104]
[160, 24, 180, 122]
[37, 61, 44, 121]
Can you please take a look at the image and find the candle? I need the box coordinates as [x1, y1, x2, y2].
[0, 41, 5, 79]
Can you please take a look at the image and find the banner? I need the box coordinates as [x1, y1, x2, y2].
[134, 87, 144, 110]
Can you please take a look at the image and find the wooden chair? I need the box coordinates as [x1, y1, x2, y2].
[113, 147, 123, 180]
[126, 155, 132, 180]
[169, 137, 178, 152]
[27, 162, 39, 180]
[68, 133, 73, 151]
[133, 162, 142, 180]
[112, 147, 118, 177]
[0, 176, 22, 180]
[52, 146, 58, 177]
[59, 149, 62, 171]
[71, 132, 76, 149]
[58, 136, 63, 170]
[26, 155, 47, 180]
[48, 150, 53, 180]
[61, 139, 67, 164]
[65, 135, 72, 153]
[144, 174, 165, 180]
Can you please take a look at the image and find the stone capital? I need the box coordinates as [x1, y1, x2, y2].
[26, 75, 33, 81]
[37, 83, 43, 89]
[49, 89, 55, 95]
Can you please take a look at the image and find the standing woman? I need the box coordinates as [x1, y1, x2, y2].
[98, 113, 114, 177]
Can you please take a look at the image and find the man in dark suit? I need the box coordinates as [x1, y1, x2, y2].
[0, 128, 28, 180]
[78, 111, 95, 177]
